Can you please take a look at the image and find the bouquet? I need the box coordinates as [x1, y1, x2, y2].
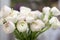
[0, 5, 60, 40]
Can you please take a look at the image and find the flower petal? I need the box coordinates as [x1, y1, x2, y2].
[51, 7, 60, 16]
[17, 21, 28, 32]
[3, 21, 15, 34]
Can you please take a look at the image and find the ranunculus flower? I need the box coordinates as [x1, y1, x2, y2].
[51, 7, 60, 16]
[17, 13, 26, 21]
[43, 7, 50, 14]
[26, 10, 42, 23]
[1, 5, 11, 17]
[25, 12, 35, 23]
[30, 19, 45, 31]
[30, 10, 42, 19]
[49, 17, 60, 29]
[43, 7, 51, 23]
[26, 16, 35, 23]
[20, 6, 31, 14]
[17, 6, 31, 21]
[2, 21, 15, 34]
[17, 21, 28, 32]
[5, 10, 19, 23]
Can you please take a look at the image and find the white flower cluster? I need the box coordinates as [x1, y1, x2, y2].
[0, 5, 60, 34]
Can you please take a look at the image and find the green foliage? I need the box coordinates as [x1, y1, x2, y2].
[13, 23, 51, 40]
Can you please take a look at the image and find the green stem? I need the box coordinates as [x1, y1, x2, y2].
[21, 32, 27, 40]
[35, 24, 51, 39]
[13, 30, 23, 40]
[27, 23, 31, 40]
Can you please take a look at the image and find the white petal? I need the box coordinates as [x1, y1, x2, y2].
[43, 7, 50, 14]
[49, 17, 60, 29]
[3, 21, 15, 34]
[30, 19, 45, 31]
[5, 16, 17, 23]
[17, 14, 26, 21]
[49, 17, 59, 24]
[5, 10, 19, 23]
[17, 21, 28, 32]
[20, 6, 31, 14]
[1, 5, 11, 17]
[51, 22, 60, 29]
[35, 20, 45, 28]
[10, 10, 19, 17]
[26, 16, 35, 23]
[30, 10, 42, 19]
[43, 7, 51, 23]
[51, 7, 60, 16]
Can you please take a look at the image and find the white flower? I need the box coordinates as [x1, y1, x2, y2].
[49, 17, 59, 24]
[51, 7, 60, 16]
[20, 6, 31, 14]
[17, 6, 31, 21]
[2, 21, 15, 34]
[49, 17, 60, 29]
[30, 19, 45, 31]
[1, 5, 11, 17]
[30, 10, 42, 19]
[43, 7, 51, 23]
[26, 10, 42, 23]
[17, 21, 28, 32]
[26, 16, 35, 23]
[18, 12, 35, 23]
[43, 7, 50, 14]
[9, 10, 19, 18]
[5, 10, 19, 23]
[18, 10, 42, 23]
[17, 14, 26, 21]
[25, 12, 35, 23]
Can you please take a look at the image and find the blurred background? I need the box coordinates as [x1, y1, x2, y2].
[0, 0, 60, 40]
